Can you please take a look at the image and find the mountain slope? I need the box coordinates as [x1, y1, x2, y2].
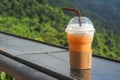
[47, 0, 120, 35]
[73, 0, 120, 34]
[0, 0, 70, 46]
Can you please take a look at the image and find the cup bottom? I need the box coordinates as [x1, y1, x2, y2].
[69, 49, 92, 69]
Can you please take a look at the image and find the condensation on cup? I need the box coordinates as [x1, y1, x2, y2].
[66, 17, 95, 69]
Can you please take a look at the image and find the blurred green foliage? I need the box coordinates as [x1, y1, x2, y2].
[0, 0, 70, 46]
[47, 0, 120, 35]
[0, 72, 15, 80]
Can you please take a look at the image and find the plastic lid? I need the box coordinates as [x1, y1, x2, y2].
[66, 17, 95, 33]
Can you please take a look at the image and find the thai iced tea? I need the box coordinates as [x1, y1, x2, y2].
[62, 8, 95, 69]
[67, 33, 93, 51]
[67, 33, 93, 69]
[64, 16, 95, 69]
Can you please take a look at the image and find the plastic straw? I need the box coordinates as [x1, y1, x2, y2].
[62, 7, 82, 26]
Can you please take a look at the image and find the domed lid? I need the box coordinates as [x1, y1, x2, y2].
[66, 17, 95, 33]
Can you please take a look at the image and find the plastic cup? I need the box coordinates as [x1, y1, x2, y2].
[66, 17, 95, 69]
[70, 49, 92, 69]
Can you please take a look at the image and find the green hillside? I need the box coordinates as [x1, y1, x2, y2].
[0, 0, 70, 46]
[73, 0, 120, 35]
[47, 0, 120, 35]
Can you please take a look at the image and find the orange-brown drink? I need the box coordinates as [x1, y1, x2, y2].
[68, 34, 93, 51]
[68, 34, 93, 69]
[66, 17, 95, 69]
